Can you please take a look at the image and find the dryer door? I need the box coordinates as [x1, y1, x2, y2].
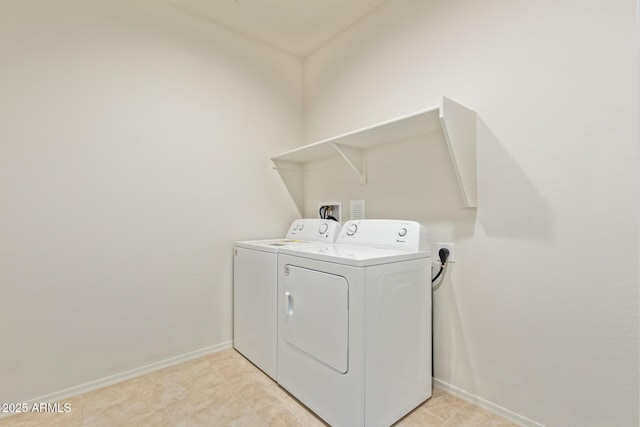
[283, 265, 349, 374]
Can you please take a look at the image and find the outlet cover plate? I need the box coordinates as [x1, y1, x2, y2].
[437, 242, 455, 263]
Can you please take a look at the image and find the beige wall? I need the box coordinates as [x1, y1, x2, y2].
[302, 0, 639, 425]
[0, 0, 301, 403]
[1, 1, 638, 425]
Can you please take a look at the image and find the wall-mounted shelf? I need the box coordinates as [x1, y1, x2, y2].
[272, 96, 477, 212]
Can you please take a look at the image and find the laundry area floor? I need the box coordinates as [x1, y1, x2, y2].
[0, 349, 516, 427]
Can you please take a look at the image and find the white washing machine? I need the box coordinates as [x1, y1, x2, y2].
[277, 220, 432, 427]
[233, 219, 341, 380]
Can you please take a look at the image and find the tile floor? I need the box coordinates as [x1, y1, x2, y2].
[0, 349, 516, 426]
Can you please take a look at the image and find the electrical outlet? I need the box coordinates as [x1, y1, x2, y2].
[437, 243, 455, 263]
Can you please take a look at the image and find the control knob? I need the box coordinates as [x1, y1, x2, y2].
[346, 223, 358, 236]
[398, 228, 407, 237]
[319, 223, 328, 234]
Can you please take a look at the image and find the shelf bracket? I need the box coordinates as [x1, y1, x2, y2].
[272, 159, 304, 214]
[439, 97, 477, 208]
[332, 143, 367, 184]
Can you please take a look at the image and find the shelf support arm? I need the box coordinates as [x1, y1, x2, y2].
[332, 143, 367, 184]
[271, 159, 304, 215]
[439, 97, 477, 208]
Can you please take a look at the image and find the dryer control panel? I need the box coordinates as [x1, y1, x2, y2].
[286, 219, 341, 242]
[337, 219, 428, 251]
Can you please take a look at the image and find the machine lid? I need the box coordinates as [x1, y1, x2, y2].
[235, 239, 326, 253]
[278, 244, 430, 267]
[234, 219, 342, 253]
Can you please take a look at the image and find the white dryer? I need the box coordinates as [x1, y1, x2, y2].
[233, 219, 341, 380]
[277, 220, 432, 427]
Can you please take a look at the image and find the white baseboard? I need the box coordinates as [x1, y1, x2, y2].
[0, 341, 233, 420]
[433, 378, 545, 427]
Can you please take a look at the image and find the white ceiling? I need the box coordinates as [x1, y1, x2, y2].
[167, 0, 387, 57]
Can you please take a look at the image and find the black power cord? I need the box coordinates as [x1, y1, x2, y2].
[431, 247, 450, 381]
[431, 248, 450, 283]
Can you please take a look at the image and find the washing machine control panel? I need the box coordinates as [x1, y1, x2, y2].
[337, 220, 427, 251]
[286, 219, 341, 242]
